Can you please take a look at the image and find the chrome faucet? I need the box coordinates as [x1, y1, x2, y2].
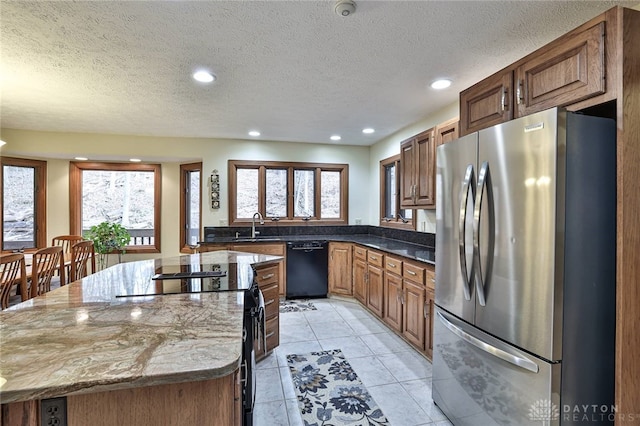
[251, 212, 264, 238]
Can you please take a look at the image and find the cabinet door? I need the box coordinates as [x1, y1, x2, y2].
[415, 129, 436, 208]
[384, 272, 403, 333]
[329, 242, 352, 295]
[425, 287, 435, 360]
[403, 280, 426, 350]
[435, 118, 459, 146]
[515, 22, 605, 117]
[353, 258, 367, 304]
[366, 264, 384, 318]
[400, 137, 416, 207]
[460, 70, 513, 136]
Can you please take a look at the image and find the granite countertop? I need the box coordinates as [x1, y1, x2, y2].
[202, 234, 435, 264]
[0, 251, 282, 404]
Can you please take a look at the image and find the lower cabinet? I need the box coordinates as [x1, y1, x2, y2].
[352, 246, 385, 318]
[382, 254, 435, 359]
[233, 243, 286, 297]
[383, 271, 403, 333]
[253, 261, 281, 360]
[328, 242, 353, 296]
[366, 250, 385, 318]
[425, 287, 435, 360]
[403, 280, 426, 349]
[1, 373, 242, 426]
[353, 247, 367, 304]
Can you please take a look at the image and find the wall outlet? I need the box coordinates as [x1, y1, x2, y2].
[41, 397, 67, 426]
[219, 219, 228, 226]
[355, 218, 362, 225]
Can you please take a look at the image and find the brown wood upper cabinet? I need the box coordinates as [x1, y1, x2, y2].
[435, 117, 459, 147]
[460, 15, 608, 136]
[400, 128, 436, 209]
[460, 70, 514, 136]
[515, 22, 605, 118]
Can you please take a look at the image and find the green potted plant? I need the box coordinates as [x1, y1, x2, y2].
[85, 221, 131, 270]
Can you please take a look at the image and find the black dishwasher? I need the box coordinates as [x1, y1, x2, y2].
[286, 241, 328, 299]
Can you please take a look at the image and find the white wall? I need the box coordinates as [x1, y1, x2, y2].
[368, 101, 459, 233]
[1, 101, 457, 259]
[200, 139, 371, 227]
[0, 128, 370, 259]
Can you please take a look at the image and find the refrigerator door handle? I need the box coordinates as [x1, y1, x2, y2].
[458, 164, 475, 301]
[436, 311, 539, 373]
[473, 161, 495, 307]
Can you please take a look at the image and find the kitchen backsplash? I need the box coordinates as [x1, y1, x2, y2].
[203, 225, 435, 248]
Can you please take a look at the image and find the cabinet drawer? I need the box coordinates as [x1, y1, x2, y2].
[232, 243, 285, 256]
[426, 267, 436, 290]
[367, 250, 384, 267]
[353, 246, 367, 261]
[385, 255, 403, 275]
[265, 316, 279, 352]
[403, 262, 425, 284]
[255, 264, 279, 286]
[262, 283, 279, 320]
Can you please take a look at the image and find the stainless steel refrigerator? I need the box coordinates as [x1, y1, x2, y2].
[432, 107, 616, 425]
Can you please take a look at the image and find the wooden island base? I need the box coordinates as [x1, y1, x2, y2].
[2, 371, 241, 426]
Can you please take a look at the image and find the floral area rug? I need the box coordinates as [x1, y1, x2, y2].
[287, 349, 390, 426]
[280, 299, 318, 313]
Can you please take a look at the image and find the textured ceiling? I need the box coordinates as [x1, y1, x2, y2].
[1, 1, 638, 146]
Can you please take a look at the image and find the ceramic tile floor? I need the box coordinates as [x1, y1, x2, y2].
[254, 297, 453, 426]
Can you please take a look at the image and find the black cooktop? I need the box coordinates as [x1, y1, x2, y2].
[116, 263, 255, 298]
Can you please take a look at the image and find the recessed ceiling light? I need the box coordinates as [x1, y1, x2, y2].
[130, 158, 142, 162]
[330, 135, 341, 141]
[248, 130, 261, 137]
[431, 79, 452, 90]
[362, 128, 375, 134]
[193, 70, 216, 83]
[75, 157, 88, 161]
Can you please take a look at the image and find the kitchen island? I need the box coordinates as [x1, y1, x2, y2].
[0, 251, 282, 426]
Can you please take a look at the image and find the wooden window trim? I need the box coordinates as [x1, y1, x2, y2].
[229, 160, 348, 226]
[179, 162, 202, 254]
[69, 161, 161, 254]
[379, 155, 415, 230]
[1, 157, 47, 252]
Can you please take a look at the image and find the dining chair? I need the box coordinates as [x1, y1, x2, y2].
[70, 240, 96, 282]
[52, 235, 84, 280]
[31, 246, 65, 298]
[52, 235, 85, 254]
[0, 253, 28, 310]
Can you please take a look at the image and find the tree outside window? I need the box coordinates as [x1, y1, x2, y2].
[70, 162, 161, 254]
[380, 155, 414, 229]
[1, 157, 47, 251]
[229, 160, 348, 225]
[180, 163, 201, 252]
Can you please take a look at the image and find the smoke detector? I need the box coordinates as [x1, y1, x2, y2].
[334, 0, 356, 17]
